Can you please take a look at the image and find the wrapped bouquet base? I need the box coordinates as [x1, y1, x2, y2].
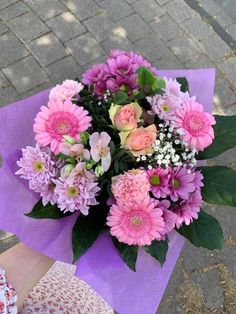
[1, 67, 223, 314]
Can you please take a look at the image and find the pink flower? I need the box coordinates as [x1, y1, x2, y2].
[15, 144, 58, 205]
[49, 80, 83, 101]
[170, 167, 195, 201]
[193, 170, 204, 189]
[174, 190, 202, 228]
[59, 142, 90, 161]
[147, 167, 171, 198]
[82, 63, 109, 96]
[107, 198, 165, 246]
[54, 163, 100, 215]
[106, 74, 138, 94]
[162, 209, 178, 235]
[174, 100, 216, 150]
[89, 132, 111, 172]
[164, 77, 182, 97]
[33, 99, 92, 154]
[120, 125, 157, 156]
[107, 54, 133, 77]
[112, 169, 150, 204]
[109, 102, 142, 131]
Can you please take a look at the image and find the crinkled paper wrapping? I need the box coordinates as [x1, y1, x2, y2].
[0, 69, 215, 314]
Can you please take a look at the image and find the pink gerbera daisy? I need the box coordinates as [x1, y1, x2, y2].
[33, 99, 92, 154]
[170, 167, 195, 201]
[174, 99, 216, 150]
[147, 167, 171, 198]
[107, 198, 165, 246]
[174, 189, 202, 228]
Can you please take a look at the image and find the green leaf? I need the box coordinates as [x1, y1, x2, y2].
[197, 115, 236, 160]
[136, 67, 165, 96]
[72, 205, 106, 262]
[156, 77, 166, 90]
[199, 166, 236, 207]
[177, 210, 224, 250]
[25, 199, 71, 219]
[112, 237, 138, 271]
[143, 239, 168, 266]
[176, 77, 189, 92]
[113, 91, 130, 105]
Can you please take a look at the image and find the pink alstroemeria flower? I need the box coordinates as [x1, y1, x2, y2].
[89, 132, 111, 172]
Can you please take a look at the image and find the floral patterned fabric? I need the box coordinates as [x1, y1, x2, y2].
[20, 261, 113, 314]
[0, 267, 17, 314]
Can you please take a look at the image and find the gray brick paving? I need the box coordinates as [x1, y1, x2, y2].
[46, 12, 86, 42]
[0, 0, 236, 312]
[24, 0, 66, 21]
[2, 56, 48, 93]
[27, 33, 68, 67]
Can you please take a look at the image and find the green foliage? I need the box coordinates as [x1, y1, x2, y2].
[25, 199, 71, 219]
[177, 210, 224, 250]
[176, 77, 189, 92]
[143, 240, 168, 266]
[197, 115, 236, 160]
[199, 166, 236, 207]
[113, 91, 130, 105]
[136, 66, 166, 96]
[111, 147, 135, 174]
[112, 237, 138, 271]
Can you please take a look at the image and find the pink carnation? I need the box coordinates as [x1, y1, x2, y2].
[174, 99, 216, 150]
[49, 80, 83, 101]
[33, 99, 92, 154]
[107, 198, 165, 246]
[174, 190, 202, 228]
[112, 169, 150, 204]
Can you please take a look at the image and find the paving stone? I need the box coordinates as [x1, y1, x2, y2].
[0, 236, 19, 253]
[2, 56, 48, 93]
[167, 36, 200, 63]
[0, 86, 18, 107]
[199, 34, 231, 61]
[186, 54, 215, 69]
[0, 32, 29, 68]
[125, 0, 136, 4]
[181, 17, 214, 41]
[83, 13, 115, 42]
[198, 0, 222, 15]
[0, 231, 13, 241]
[132, 0, 165, 22]
[134, 35, 169, 62]
[150, 15, 183, 42]
[119, 14, 152, 41]
[0, 0, 18, 10]
[61, 0, 102, 20]
[164, 0, 196, 22]
[214, 11, 234, 28]
[224, 103, 236, 116]
[99, 0, 133, 21]
[66, 33, 105, 66]
[0, 2, 29, 21]
[153, 53, 185, 70]
[102, 35, 134, 53]
[219, 0, 236, 21]
[27, 33, 67, 67]
[21, 81, 53, 99]
[226, 23, 236, 41]
[214, 77, 236, 109]
[156, 0, 171, 4]
[24, 0, 66, 21]
[46, 12, 86, 42]
[0, 23, 8, 35]
[46, 56, 83, 83]
[192, 269, 223, 309]
[0, 71, 9, 88]
[218, 57, 236, 83]
[82, 55, 107, 72]
[6, 11, 49, 43]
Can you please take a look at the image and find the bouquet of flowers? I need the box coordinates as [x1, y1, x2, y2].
[14, 50, 236, 271]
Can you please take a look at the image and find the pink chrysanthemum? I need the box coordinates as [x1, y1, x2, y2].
[170, 167, 195, 201]
[174, 99, 216, 150]
[112, 169, 150, 204]
[193, 170, 204, 190]
[164, 77, 182, 97]
[174, 190, 202, 228]
[82, 63, 109, 96]
[16, 144, 58, 205]
[54, 164, 100, 215]
[33, 99, 92, 154]
[107, 198, 165, 246]
[147, 167, 170, 198]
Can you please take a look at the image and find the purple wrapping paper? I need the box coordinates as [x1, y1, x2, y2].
[0, 69, 215, 314]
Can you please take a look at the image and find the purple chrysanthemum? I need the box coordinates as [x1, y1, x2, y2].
[82, 63, 109, 96]
[147, 167, 171, 198]
[174, 189, 202, 228]
[170, 167, 195, 201]
[54, 166, 100, 215]
[106, 74, 138, 94]
[107, 54, 133, 77]
[193, 170, 204, 189]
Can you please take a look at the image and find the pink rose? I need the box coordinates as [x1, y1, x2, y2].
[109, 102, 142, 131]
[120, 124, 157, 156]
[49, 80, 84, 101]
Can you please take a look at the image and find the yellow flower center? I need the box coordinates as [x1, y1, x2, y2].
[33, 160, 45, 172]
[150, 174, 160, 185]
[174, 178, 180, 189]
[161, 104, 170, 112]
[130, 215, 142, 227]
[67, 187, 79, 198]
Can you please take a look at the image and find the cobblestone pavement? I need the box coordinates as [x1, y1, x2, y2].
[0, 0, 236, 313]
